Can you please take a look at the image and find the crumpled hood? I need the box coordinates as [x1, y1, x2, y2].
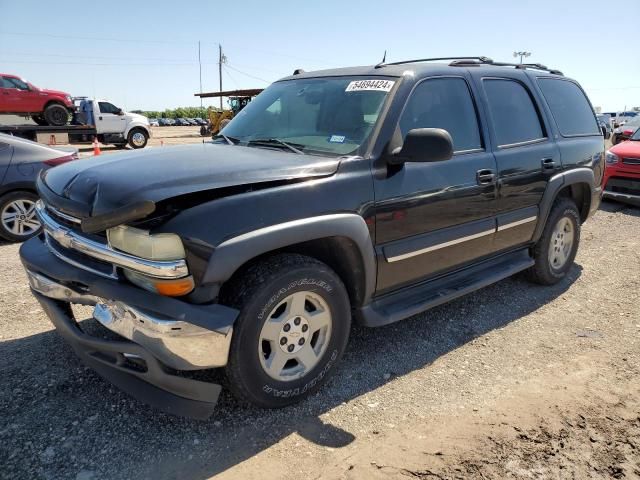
[40, 142, 340, 217]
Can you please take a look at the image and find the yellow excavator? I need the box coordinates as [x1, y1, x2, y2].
[194, 88, 263, 137]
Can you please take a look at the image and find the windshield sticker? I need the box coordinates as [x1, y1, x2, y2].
[345, 79, 395, 93]
[329, 135, 346, 143]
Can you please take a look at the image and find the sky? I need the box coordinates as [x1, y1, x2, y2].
[1, 0, 639, 112]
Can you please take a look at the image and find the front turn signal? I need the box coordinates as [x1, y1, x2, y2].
[124, 270, 195, 297]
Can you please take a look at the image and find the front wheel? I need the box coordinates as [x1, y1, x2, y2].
[43, 103, 69, 126]
[222, 254, 351, 408]
[526, 198, 581, 285]
[127, 128, 148, 149]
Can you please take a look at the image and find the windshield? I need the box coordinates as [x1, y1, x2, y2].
[220, 76, 396, 156]
[631, 127, 640, 140]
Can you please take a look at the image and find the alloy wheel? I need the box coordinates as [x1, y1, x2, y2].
[258, 290, 332, 382]
[548, 216, 574, 270]
[1, 199, 40, 237]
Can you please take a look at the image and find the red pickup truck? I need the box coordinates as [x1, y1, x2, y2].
[0, 74, 75, 126]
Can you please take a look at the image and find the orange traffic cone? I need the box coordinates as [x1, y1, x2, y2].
[93, 137, 101, 156]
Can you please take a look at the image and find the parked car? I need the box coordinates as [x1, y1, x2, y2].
[0, 133, 77, 241]
[603, 127, 640, 206]
[149, 118, 160, 127]
[596, 114, 612, 139]
[21, 57, 603, 418]
[605, 111, 639, 128]
[194, 117, 207, 126]
[611, 116, 640, 145]
[174, 118, 190, 126]
[0, 73, 75, 126]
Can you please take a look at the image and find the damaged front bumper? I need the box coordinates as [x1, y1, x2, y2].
[20, 236, 239, 419]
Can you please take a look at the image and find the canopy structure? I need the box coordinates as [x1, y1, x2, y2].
[194, 88, 264, 98]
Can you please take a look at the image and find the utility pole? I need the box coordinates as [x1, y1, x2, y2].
[218, 44, 224, 112]
[513, 51, 531, 64]
[198, 41, 203, 109]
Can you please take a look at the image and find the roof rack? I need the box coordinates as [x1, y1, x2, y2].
[375, 56, 493, 68]
[375, 56, 563, 76]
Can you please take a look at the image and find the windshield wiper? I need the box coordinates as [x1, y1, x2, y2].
[247, 138, 305, 154]
[213, 134, 240, 145]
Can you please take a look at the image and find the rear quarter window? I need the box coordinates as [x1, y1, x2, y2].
[537, 78, 600, 136]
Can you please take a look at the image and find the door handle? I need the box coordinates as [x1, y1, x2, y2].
[99, 116, 103, 120]
[477, 169, 497, 185]
[541, 158, 556, 170]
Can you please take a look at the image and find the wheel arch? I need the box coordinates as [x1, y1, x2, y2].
[205, 214, 376, 307]
[0, 183, 38, 199]
[124, 123, 150, 138]
[532, 168, 596, 243]
[43, 99, 70, 111]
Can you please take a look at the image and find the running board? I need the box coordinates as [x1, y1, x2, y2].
[357, 249, 534, 327]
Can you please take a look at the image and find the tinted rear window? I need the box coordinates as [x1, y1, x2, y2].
[483, 79, 545, 146]
[538, 79, 599, 136]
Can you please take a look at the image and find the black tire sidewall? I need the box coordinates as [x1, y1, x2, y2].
[0, 191, 41, 242]
[538, 201, 581, 281]
[43, 104, 68, 126]
[127, 128, 148, 149]
[226, 263, 350, 408]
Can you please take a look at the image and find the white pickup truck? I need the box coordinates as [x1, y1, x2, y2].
[0, 98, 152, 149]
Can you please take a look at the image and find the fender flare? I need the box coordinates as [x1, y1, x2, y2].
[532, 167, 596, 242]
[203, 214, 377, 303]
[124, 123, 151, 138]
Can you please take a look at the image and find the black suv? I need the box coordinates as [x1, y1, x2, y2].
[20, 57, 604, 418]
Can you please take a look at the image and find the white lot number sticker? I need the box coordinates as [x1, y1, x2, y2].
[345, 79, 395, 93]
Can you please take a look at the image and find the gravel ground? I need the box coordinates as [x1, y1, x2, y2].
[1, 200, 639, 480]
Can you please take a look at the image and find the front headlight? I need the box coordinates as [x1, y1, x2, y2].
[605, 150, 620, 165]
[107, 225, 185, 260]
[108, 225, 194, 296]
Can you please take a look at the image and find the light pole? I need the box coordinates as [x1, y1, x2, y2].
[513, 51, 531, 64]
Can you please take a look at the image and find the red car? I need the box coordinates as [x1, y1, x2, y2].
[603, 128, 640, 206]
[0, 73, 75, 126]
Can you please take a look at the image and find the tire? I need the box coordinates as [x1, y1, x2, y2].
[222, 253, 351, 408]
[31, 115, 47, 126]
[0, 191, 41, 242]
[43, 103, 69, 126]
[526, 198, 581, 285]
[127, 128, 148, 149]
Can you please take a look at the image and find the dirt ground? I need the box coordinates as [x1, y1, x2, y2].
[0, 148, 639, 478]
[79, 126, 206, 156]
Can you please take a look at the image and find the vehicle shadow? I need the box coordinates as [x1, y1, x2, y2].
[599, 198, 640, 216]
[0, 265, 582, 480]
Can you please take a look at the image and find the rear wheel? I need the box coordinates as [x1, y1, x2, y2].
[222, 254, 351, 408]
[127, 128, 148, 149]
[526, 198, 581, 285]
[0, 191, 41, 242]
[43, 103, 69, 126]
[31, 115, 47, 126]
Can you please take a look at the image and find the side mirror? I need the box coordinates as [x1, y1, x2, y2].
[389, 128, 454, 164]
[116, 108, 124, 115]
